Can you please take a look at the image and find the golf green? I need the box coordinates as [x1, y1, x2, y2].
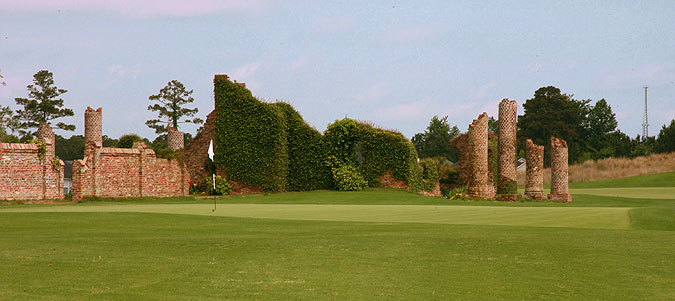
[3, 203, 631, 230]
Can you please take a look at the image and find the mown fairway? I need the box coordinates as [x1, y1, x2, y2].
[1, 172, 673, 299]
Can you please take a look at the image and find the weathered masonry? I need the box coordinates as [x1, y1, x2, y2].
[524, 139, 545, 199]
[465, 112, 495, 199]
[548, 136, 572, 202]
[497, 99, 518, 201]
[0, 123, 64, 200]
[72, 107, 189, 201]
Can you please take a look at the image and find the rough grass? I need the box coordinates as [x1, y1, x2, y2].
[517, 152, 675, 185]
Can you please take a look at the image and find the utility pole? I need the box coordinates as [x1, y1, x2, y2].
[642, 86, 649, 139]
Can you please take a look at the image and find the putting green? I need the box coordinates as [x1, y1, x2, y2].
[2, 203, 630, 230]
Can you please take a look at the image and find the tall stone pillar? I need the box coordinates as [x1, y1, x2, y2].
[465, 112, 495, 199]
[85, 107, 103, 147]
[548, 137, 572, 202]
[524, 139, 545, 199]
[497, 99, 518, 201]
[167, 126, 184, 150]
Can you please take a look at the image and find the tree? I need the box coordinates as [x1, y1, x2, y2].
[55, 134, 86, 160]
[655, 120, 675, 153]
[0, 68, 6, 86]
[0, 105, 19, 142]
[487, 116, 498, 135]
[517, 86, 590, 165]
[583, 99, 619, 159]
[146, 80, 203, 134]
[412, 115, 460, 162]
[14, 70, 75, 137]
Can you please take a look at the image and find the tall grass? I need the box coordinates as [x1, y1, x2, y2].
[517, 152, 675, 185]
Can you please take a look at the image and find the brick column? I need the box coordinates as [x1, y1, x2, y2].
[497, 99, 518, 201]
[548, 137, 572, 202]
[524, 139, 545, 199]
[167, 126, 184, 150]
[85, 107, 103, 147]
[465, 112, 495, 199]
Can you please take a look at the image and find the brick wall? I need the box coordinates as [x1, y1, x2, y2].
[0, 123, 64, 200]
[72, 107, 188, 201]
[524, 139, 545, 199]
[548, 137, 571, 202]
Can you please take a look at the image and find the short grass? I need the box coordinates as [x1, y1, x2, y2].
[1, 172, 673, 299]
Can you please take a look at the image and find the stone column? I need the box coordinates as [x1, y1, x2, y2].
[167, 126, 184, 150]
[85, 107, 103, 147]
[524, 139, 545, 199]
[465, 112, 495, 199]
[497, 99, 518, 201]
[548, 137, 572, 202]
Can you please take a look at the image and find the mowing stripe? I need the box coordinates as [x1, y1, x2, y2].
[569, 187, 675, 199]
[1, 204, 631, 230]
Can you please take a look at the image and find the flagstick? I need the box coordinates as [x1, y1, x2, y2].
[212, 173, 216, 212]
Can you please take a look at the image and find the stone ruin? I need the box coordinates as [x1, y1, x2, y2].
[455, 99, 571, 202]
[548, 137, 572, 202]
[167, 126, 184, 151]
[72, 107, 189, 201]
[497, 99, 518, 201]
[465, 112, 495, 198]
[0, 123, 64, 200]
[524, 139, 545, 199]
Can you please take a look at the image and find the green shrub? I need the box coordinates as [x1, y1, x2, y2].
[438, 162, 459, 185]
[442, 187, 465, 200]
[118, 134, 142, 148]
[197, 175, 232, 195]
[331, 164, 368, 191]
[154, 148, 175, 159]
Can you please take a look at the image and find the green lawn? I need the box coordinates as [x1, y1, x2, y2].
[1, 172, 673, 299]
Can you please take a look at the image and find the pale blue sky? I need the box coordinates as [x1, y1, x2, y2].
[1, 0, 673, 140]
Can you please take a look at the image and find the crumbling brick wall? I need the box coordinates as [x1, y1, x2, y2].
[449, 133, 469, 186]
[167, 126, 184, 150]
[548, 137, 572, 202]
[465, 112, 495, 199]
[72, 107, 188, 201]
[524, 139, 545, 199]
[0, 123, 64, 200]
[497, 99, 517, 201]
[181, 110, 216, 185]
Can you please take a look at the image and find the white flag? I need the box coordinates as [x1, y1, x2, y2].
[208, 140, 214, 160]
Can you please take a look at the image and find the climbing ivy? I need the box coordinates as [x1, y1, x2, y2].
[213, 76, 438, 193]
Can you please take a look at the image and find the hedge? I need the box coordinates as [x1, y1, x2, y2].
[214, 76, 288, 192]
[213, 76, 438, 193]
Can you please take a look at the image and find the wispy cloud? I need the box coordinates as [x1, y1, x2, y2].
[355, 82, 391, 101]
[525, 62, 545, 73]
[228, 62, 262, 89]
[379, 24, 442, 44]
[0, 0, 270, 18]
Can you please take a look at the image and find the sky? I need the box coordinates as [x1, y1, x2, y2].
[1, 0, 674, 141]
